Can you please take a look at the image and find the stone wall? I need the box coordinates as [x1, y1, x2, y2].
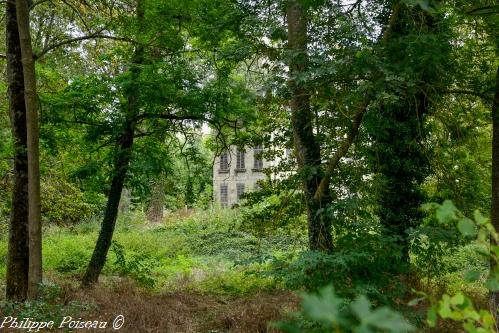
[212, 145, 269, 207]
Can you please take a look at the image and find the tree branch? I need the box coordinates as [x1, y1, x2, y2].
[136, 112, 242, 130]
[313, 97, 370, 202]
[34, 33, 134, 60]
[135, 113, 209, 123]
[442, 89, 494, 102]
[59, 0, 92, 33]
[29, 0, 50, 10]
[467, 5, 499, 16]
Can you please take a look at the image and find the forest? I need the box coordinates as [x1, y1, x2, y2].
[0, 0, 498, 332]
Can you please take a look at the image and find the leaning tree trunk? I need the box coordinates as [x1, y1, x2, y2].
[490, 65, 499, 320]
[82, 122, 136, 286]
[82, 0, 144, 287]
[5, 0, 29, 301]
[16, 0, 42, 299]
[286, 0, 332, 251]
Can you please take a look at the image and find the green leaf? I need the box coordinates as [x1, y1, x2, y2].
[436, 200, 458, 224]
[363, 307, 415, 332]
[427, 307, 437, 327]
[407, 297, 425, 307]
[301, 286, 342, 324]
[438, 296, 453, 319]
[457, 218, 476, 237]
[485, 277, 499, 292]
[464, 270, 481, 282]
[351, 295, 371, 318]
[450, 293, 465, 306]
[473, 210, 488, 225]
[463, 322, 478, 333]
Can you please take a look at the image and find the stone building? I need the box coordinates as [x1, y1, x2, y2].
[213, 145, 270, 207]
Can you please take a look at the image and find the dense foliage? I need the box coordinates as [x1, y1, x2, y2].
[0, 0, 497, 331]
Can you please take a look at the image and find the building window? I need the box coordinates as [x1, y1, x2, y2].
[253, 145, 263, 170]
[236, 183, 245, 201]
[220, 151, 229, 171]
[220, 184, 228, 207]
[236, 148, 245, 170]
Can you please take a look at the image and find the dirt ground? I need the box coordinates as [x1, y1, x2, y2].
[66, 280, 300, 333]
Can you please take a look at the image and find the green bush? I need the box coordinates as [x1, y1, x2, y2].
[43, 232, 95, 275]
[1, 283, 96, 325]
[110, 241, 157, 288]
[418, 201, 497, 332]
[409, 225, 462, 286]
[197, 267, 277, 296]
[240, 179, 307, 237]
[269, 230, 405, 303]
[276, 285, 414, 333]
[41, 176, 104, 225]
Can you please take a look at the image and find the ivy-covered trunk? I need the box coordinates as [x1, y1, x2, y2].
[286, 0, 332, 251]
[82, 0, 144, 287]
[367, 4, 449, 261]
[5, 0, 29, 301]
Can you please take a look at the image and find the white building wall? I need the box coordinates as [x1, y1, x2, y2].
[213, 145, 270, 207]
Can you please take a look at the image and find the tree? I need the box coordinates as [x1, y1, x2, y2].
[16, 0, 42, 299]
[486, 5, 499, 314]
[80, 0, 249, 285]
[286, 0, 332, 251]
[283, 0, 397, 251]
[82, 0, 145, 287]
[365, 2, 452, 260]
[147, 176, 165, 223]
[4, 0, 135, 298]
[5, 0, 29, 301]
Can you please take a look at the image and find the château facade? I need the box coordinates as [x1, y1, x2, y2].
[213, 145, 269, 207]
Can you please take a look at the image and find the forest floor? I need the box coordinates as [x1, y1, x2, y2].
[0, 209, 304, 332]
[0, 209, 489, 332]
[50, 278, 299, 333]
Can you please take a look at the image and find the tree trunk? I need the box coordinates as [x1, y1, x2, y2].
[147, 177, 165, 223]
[490, 65, 499, 320]
[5, 0, 29, 302]
[118, 187, 132, 214]
[286, 0, 332, 251]
[82, 0, 144, 287]
[16, 0, 42, 299]
[367, 5, 443, 262]
[82, 123, 136, 286]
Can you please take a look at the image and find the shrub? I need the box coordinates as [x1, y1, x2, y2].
[269, 230, 405, 303]
[240, 179, 307, 237]
[110, 241, 157, 288]
[0, 283, 95, 325]
[417, 201, 498, 332]
[197, 267, 277, 296]
[409, 225, 462, 287]
[41, 175, 104, 225]
[42, 232, 94, 275]
[276, 285, 415, 333]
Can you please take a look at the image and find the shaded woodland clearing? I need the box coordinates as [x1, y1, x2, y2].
[0, 209, 491, 332]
